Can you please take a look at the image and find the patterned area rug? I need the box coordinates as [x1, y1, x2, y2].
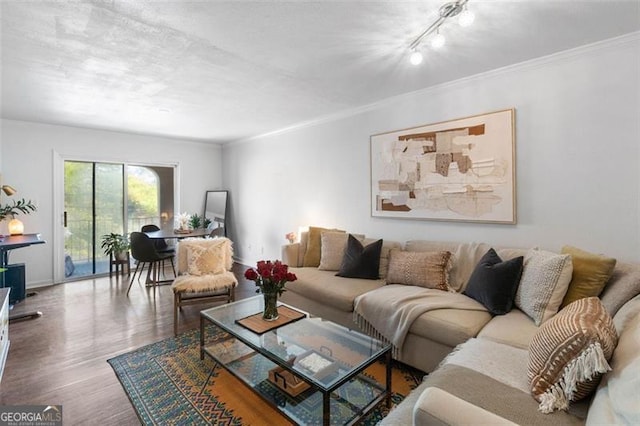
[108, 327, 424, 425]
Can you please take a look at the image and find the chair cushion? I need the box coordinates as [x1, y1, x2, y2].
[172, 271, 237, 293]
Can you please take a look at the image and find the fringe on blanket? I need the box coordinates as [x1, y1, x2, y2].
[538, 341, 612, 414]
[434, 340, 466, 371]
[353, 311, 398, 358]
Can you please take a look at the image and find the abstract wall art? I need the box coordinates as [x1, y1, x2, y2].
[370, 109, 516, 223]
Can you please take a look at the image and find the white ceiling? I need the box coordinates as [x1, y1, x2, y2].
[1, 1, 639, 143]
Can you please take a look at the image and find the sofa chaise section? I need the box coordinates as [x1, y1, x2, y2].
[281, 267, 385, 329]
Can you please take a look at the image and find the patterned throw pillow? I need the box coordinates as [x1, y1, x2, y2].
[515, 249, 573, 325]
[528, 297, 617, 413]
[386, 249, 452, 291]
[186, 244, 225, 276]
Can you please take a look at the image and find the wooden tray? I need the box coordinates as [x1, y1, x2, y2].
[235, 305, 306, 334]
[268, 366, 310, 397]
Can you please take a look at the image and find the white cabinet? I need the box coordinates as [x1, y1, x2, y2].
[0, 288, 9, 382]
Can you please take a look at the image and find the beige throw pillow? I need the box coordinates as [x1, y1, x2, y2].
[186, 244, 225, 276]
[302, 226, 344, 267]
[318, 232, 364, 271]
[515, 248, 573, 325]
[386, 249, 452, 291]
[528, 297, 617, 413]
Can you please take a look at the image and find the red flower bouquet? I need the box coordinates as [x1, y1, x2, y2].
[245, 260, 297, 321]
[244, 260, 297, 296]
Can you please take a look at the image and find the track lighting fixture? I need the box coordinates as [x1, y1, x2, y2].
[431, 30, 446, 49]
[458, 5, 475, 27]
[408, 0, 474, 65]
[410, 49, 423, 65]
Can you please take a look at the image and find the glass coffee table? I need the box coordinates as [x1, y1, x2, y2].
[200, 296, 391, 425]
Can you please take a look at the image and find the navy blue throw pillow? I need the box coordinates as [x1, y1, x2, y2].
[336, 235, 383, 280]
[463, 248, 524, 315]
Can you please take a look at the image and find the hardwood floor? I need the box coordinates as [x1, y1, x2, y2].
[0, 263, 256, 425]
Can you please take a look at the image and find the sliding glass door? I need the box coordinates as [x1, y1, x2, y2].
[64, 161, 124, 279]
[127, 165, 175, 231]
[63, 161, 175, 280]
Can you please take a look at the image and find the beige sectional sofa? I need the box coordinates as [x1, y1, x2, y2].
[280, 230, 640, 425]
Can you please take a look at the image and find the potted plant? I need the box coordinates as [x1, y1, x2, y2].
[0, 198, 36, 223]
[100, 233, 130, 260]
[189, 213, 203, 229]
[0, 199, 36, 237]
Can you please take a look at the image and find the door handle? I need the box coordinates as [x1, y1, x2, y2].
[64, 211, 67, 227]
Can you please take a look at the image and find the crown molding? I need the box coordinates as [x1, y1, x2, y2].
[228, 31, 640, 146]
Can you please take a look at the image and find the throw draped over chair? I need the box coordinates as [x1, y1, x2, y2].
[172, 237, 238, 335]
[127, 231, 176, 295]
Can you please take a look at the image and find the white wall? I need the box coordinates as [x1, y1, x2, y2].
[0, 119, 224, 286]
[223, 34, 640, 265]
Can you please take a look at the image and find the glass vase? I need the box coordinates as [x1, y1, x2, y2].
[262, 291, 279, 321]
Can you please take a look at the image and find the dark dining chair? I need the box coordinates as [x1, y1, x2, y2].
[127, 232, 176, 295]
[141, 224, 175, 254]
[141, 223, 176, 275]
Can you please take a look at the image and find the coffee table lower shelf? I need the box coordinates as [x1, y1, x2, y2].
[202, 335, 388, 425]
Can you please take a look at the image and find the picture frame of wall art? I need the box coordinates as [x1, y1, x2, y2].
[370, 108, 516, 224]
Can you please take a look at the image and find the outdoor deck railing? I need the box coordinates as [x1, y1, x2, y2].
[65, 216, 160, 267]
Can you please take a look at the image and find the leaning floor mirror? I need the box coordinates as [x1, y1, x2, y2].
[204, 190, 228, 237]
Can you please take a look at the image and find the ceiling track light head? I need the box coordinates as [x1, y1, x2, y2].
[408, 0, 470, 63]
[410, 49, 424, 65]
